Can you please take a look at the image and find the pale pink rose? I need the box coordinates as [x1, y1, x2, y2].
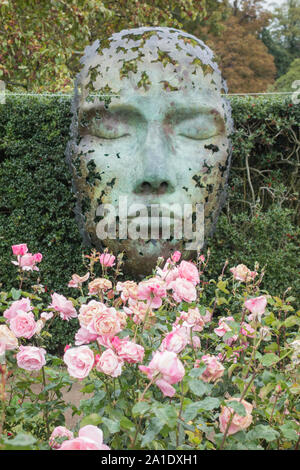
[139, 350, 185, 397]
[168, 278, 197, 303]
[219, 398, 253, 435]
[99, 253, 115, 267]
[125, 299, 155, 326]
[64, 346, 94, 379]
[88, 278, 112, 294]
[138, 277, 167, 309]
[74, 326, 98, 346]
[240, 322, 255, 338]
[49, 426, 74, 449]
[96, 348, 123, 377]
[59, 425, 109, 450]
[35, 319, 45, 335]
[17, 345, 46, 371]
[191, 335, 201, 349]
[40, 311, 54, 321]
[203, 309, 212, 323]
[214, 316, 238, 345]
[114, 340, 144, 364]
[160, 326, 190, 354]
[199, 254, 205, 263]
[4, 298, 31, 321]
[49, 293, 77, 321]
[33, 252, 43, 263]
[116, 280, 138, 303]
[178, 307, 205, 332]
[178, 260, 200, 286]
[171, 251, 181, 262]
[10, 311, 37, 339]
[12, 243, 28, 256]
[86, 304, 122, 338]
[0, 325, 18, 351]
[78, 300, 102, 328]
[230, 264, 257, 283]
[244, 296, 267, 322]
[200, 354, 225, 383]
[68, 272, 90, 288]
[156, 260, 180, 285]
[12, 252, 42, 271]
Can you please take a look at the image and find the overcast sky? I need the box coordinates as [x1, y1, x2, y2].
[260, 0, 286, 11]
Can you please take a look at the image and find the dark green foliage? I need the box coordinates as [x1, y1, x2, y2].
[0, 95, 299, 352]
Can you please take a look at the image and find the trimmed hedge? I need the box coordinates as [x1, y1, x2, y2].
[0, 95, 299, 352]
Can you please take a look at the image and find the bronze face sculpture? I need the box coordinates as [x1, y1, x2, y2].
[66, 27, 233, 276]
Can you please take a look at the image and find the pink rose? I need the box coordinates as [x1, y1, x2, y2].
[86, 305, 122, 338]
[96, 348, 123, 377]
[139, 350, 185, 397]
[178, 260, 200, 286]
[64, 346, 94, 379]
[160, 326, 190, 354]
[49, 426, 74, 449]
[230, 264, 257, 283]
[114, 340, 144, 364]
[49, 293, 77, 321]
[214, 317, 238, 346]
[75, 326, 98, 346]
[199, 354, 225, 383]
[244, 296, 267, 322]
[88, 278, 112, 294]
[12, 253, 42, 271]
[99, 253, 115, 267]
[10, 311, 37, 339]
[4, 298, 31, 321]
[116, 281, 138, 303]
[59, 425, 109, 450]
[240, 322, 255, 338]
[16, 345, 46, 371]
[219, 398, 253, 435]
[40, 311, 54, 321]
[12, 243, 28, 256]
[138, 277, 167, 309]
[177, 307, 205, 332]
[0, 325, 18, 351]
[168, 278, 197, 303]
[171, 251, 181, 262]
[124, 299, 155, 326]
[33, 252, 43, 263]
[68, 272, 90, 288]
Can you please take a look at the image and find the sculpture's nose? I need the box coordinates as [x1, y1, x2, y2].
[133, 122, 175, 196]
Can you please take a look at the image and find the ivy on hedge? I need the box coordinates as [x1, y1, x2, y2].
[0, 95, 299, 352]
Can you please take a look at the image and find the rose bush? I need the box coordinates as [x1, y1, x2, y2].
[0, 243, 299, 450]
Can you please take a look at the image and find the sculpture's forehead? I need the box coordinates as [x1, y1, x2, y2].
[79, 27, 227, 95]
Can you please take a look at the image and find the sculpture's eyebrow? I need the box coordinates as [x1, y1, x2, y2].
[165, 106, 224, 122]
[82, 103, 144, 119]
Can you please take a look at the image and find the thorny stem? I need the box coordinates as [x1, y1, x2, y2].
[0, 363, 7, 436]
[41, 366, 50, 439]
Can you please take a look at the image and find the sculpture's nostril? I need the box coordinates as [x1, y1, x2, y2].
[140, 182, 152, 194]
[159, 181, 169, 194]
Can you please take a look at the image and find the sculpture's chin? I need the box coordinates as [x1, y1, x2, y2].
[98, 237, 196, 278]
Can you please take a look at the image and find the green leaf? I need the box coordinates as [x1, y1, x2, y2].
[284, 315, 299, 328]
[141, 418, 164, 447]
[189, 366, 206, 378]
[247, 425, 280, 442]
[197, 397, 220, 411]
[260, 353, 279, 367]
[3, 433, 36, 449]
[101, 417, 120, 434]
[279, 423, 298, 442]
[226, 400, 246, 416]
[11, 288, 22, 300]
[80, 383, 95, 393]
[80, 413, 102, 427]
[132, 401, 151, 417]
[188, 378, 212, 397]
[153, 404, 177, 428]
[120, 416, 135, 431]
